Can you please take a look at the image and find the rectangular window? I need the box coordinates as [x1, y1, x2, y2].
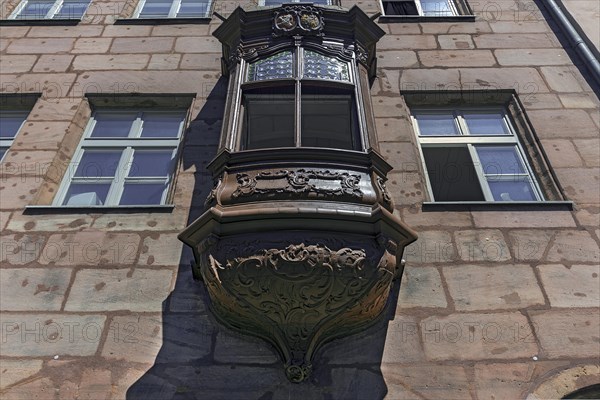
[55, 108, 186, 206]
[9, 0, 91, 20]
[412, 108, 544, 202]
[0, 111, 28, 162]
[134, 0, 212, 18]
[381, 0, 458, 16]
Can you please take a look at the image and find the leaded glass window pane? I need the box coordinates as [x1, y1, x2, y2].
[303, 50, 350, 82]
[247, 52, 294, 82]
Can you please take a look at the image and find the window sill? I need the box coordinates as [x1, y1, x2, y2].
[0, 18, 80, 26]
[422, 201, 574, 212]
[115, 17, 211, 25]
[378, 15, 475, 23]
[24, 205, 175, 215]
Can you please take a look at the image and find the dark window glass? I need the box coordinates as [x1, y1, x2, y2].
[301, 94, 355, 150]
[243, 94, 295, 150]
[422, 146, 485, 201]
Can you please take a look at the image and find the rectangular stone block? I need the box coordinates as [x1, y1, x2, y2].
[72, 54, 149, 71]
[400, 206, 473, 228]
[180, 53, 222, 70]
[101, 315, 163, 363]
[0, 55, 37, 73]
[490, 21, 551, 33]
[472, 211, 576, 228]
[102, 25, 152, 37]
[0, 234, 46, 265]
[91, 209, 189, 231]
[528, 109, 598, 138]
[397, 266, 447, 309]
[0, 74, 76, 98]
[26, 25, 103, 38]
[0, 314, 106, 356]
[399, 68, 461, 91]
[175, 37, 221, 53]
[110, 37, 174, 53]
[9, 121, 71, 151]
[0, 268, 72, 311]
[0, 360, 44, 390]
[540, 66, 584, 92]
[6, 38, 74, 54]
[474, 33, 555, 48]
[421, 313, 539, 360]
[540, 139, 584, 168]
[508, 229, 554, 262]
[148, 54, 181, 70]
[6, 213, 92, 232]
[495, 49, 571, 66]
[40, 231, 140, 266]
[151, 24, 210, 36]
[0, 176, 42, 209]
[554, 168, 600, 204]
[64, 268, 174, 312]
[530, 309, 600, 358]
[573, 139, 600, 167]
[444, 264, 545, 311]
[381, 364, 470, 400]
[72, 38, 112, 54]
[138, 233, 183, 267]
[28, 97, 83, 121]
[437, 34, 474, 49]
[378, 34, 437, 50]
[458, 67, 549, 92]
[537, 264, 600, 307]
[32, 55, 74, 73]
[376, 50, 419, 69]
[419, 50, 495, 67]
[454, 229, 511, 262]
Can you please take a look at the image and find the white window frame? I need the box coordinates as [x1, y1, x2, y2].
[257, 0, 333, 6]
[133, 0, 213, 18]
[411, 107, 545, 202]
[0, 111, 28, 162]
[54, 109, 186, 207]
[380, 0, 458, 17]
[9, 0, 91, 19]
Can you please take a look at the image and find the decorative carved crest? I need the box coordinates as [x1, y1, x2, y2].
[232, 169, 362, 199]
[273, 5, 324, 37]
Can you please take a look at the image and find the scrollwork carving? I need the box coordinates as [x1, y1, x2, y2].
[232, 169, 363, 199]
[376, 176, 393, 208]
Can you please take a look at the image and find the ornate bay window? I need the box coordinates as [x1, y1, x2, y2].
[179, 4, 417, 382]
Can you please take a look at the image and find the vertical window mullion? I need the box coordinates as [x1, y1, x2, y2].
[47, 0, 63, 18]
[467, 143, 494, 201]
[295, 48, 302, 147]
[414, 0, 425, 15]
[169, 0, 180, 18]
[108, 146, 134, 205]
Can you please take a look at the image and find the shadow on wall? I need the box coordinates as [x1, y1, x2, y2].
[127, 79, 399, 400]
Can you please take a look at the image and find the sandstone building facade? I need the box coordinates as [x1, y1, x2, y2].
[0, 0, 599, 398]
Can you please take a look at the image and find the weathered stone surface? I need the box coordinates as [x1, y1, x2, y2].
[40, 231, 140, 265]
[403, 231, 454, 264]
[1, 377, 56, 400]
[472, 211, 576, 228]
[419, 50, 495, 67]
[0, 176, 41, 208]
[398, 266, 447, 309]
[6, 38, 74, 54]
[454, 229, 511, 262]
[508, 230, 554, 262]
[422, 312, 538, 361]
[148, 54, 181, 70]
[0, 359, 43, 390]
[381, 316, 425, 363]
[546, 230, 600, 263]
[529, 110, 599, 139]
[0, 268, 72, 311]
[28, 97, 83, 121]
[72, 38, 112, 53]
[77, 368, 112, 400]
[537, 264, 600, 307]
[573, 139, 600, 167]
[101, 315, 163, 363]
[444, 264, 545, 310]
[541, 139, 584, 168]
[0, 314, 106, 356]
[555, 168, 600, 203]
[110, 37, 174, 53]
[27, 25, 104, 38]
[64, 268, 174, 311]
[91, 210, 189, 231]
[179, 53, 222, 70]
[529, 364, 600, 400]
[490, 21, 550, 33]
[0, 210, 10, 231]
[437, 34, 474, 49]
[495, 49, 571, 65]
[530, 309, 600, 358]
[459, 67, 549, 92]
[381, 364, 471, 400]
[560, 93, 599, 109]
[474, 361, 570, 400]
[475, 33, 555, 48]
[400, 68, 461, 91]
[72, 54, 149, 70]
[0, 55, 37, 73]
[32, 55, 73, 73]
[102, 25, 152, 37]
[379, 34, 437, 50]
[151, 24, 210, 36]
[376, 50, 419, 68]
[5, 213, 92, 232]
[174, 37, 220, 53]
[0, 234, 46, 265]
[421, 21, 492, 34]
[138, 233, 184, 266]
[540, 66, 584, 92]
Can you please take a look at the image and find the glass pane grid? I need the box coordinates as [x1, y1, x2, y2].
[247, 51, 294, 82]
[15, 0, 54, 18]
[303, 50, 350, 82]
